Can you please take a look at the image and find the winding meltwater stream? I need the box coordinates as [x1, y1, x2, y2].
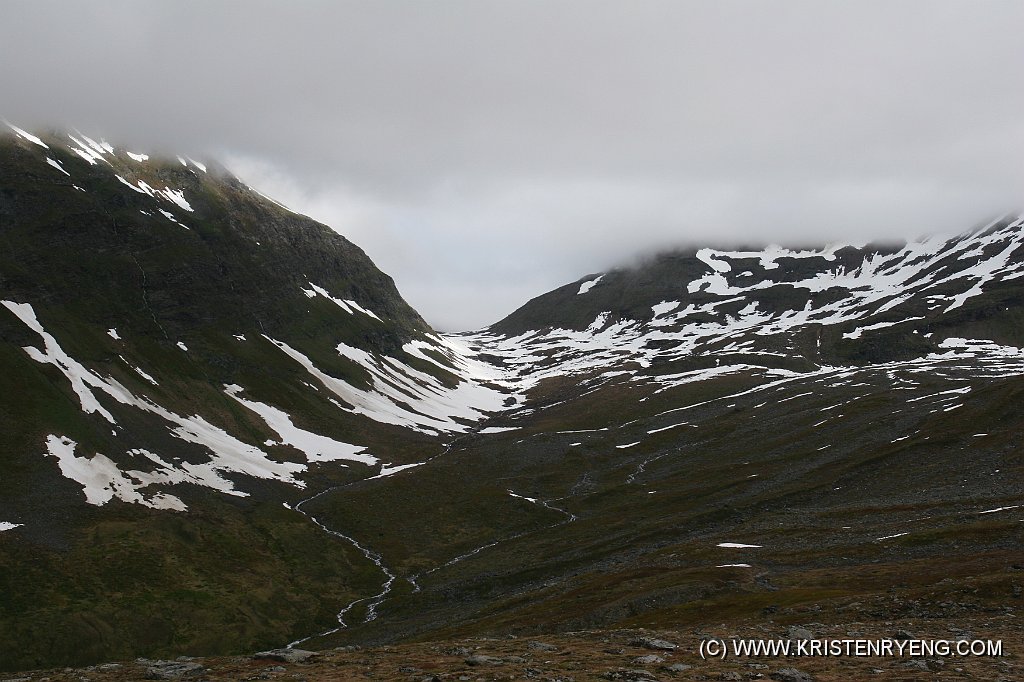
[286, 484, 398, 648]
[284, 430, 476, 648]
[283, 427, 581, 649]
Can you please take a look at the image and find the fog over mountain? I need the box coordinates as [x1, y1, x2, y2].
[3, 0, 1023, 329]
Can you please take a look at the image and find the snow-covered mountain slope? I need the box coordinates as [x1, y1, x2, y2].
[471, 215, 1024, 405]
[3, 120, 1022, 515]
[0, 124, 518, 517]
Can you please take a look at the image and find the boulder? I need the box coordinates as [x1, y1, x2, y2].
[634, 636, 679, 651]
[527, 640, 560, 652]
[785, 626, 814, 641]
[770, 668, 814, 682]
[144, 660, 206, 680]
[253, 648, 318, 664]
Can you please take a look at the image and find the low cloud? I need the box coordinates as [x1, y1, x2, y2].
[4, 1, 1023, 329]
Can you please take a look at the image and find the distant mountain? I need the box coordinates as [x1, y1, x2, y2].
[489, 216, 1024, 363]
[2, 123, 1022, 674]
[364, 218, 1023, 652]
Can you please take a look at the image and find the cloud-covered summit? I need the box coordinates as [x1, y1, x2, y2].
[3, 1, 1022, 329]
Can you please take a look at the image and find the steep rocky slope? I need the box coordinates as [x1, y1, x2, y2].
[0, 125, 513, 669]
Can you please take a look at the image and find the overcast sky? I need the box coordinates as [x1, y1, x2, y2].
[3, 1, 1023, 330]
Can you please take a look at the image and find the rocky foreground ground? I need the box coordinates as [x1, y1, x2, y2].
[6, 616, 1020, 682]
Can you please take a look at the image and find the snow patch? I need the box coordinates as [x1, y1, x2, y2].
[4, 302, 305, 503]
[979, 504, 1021, 515]
[369, 461, 424, 479]
[651, 301, 680, 317]
[876, 532, 909, 541]
[304, 284, 382, 320]
[118, 355, 158, 385]
[266, 334, 515, 435]
[45, 157, 70, 176]
[225, 384, 376, 465]
[577, 275, 604, 295]
[6, 123, 49, 148]
[44, 435, 187, 510]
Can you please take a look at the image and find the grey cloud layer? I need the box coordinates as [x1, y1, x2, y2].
[3, 1, 1022, 329]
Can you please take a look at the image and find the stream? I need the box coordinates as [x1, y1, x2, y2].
[285, 428, 580, 649]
